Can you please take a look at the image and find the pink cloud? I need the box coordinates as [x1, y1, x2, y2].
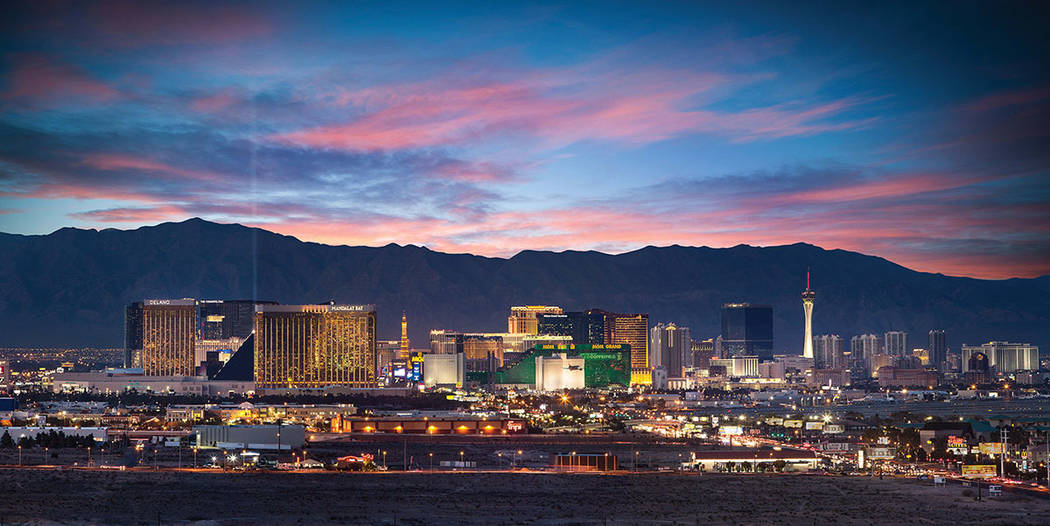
[41, 173, 1045, 279]
[964, 85, 1050, 114]
[70, 205, 188, 223]
[770, 172, 978, 204]
[234, 176, 1049, 280]
[1, 53, 119, 103]
[0, 182, 161, 203]
[270, 68, 865, 151]
[189, 89, 240, 113]
[80, 153, 225, 182]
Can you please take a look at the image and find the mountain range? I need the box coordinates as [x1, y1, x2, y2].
[1, 218, 1048, 352]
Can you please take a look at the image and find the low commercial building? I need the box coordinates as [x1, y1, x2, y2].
[167, 403, 356, 424]
[686, 449, 819, 472]
[258, 386, 413, 397]
[52, 370, 254, 396]
[0, 426, 107, 442]
[554, 453, 618, 471]
[54, 372, 253, 396]
[1014, 371, 1049, 385]
[918, 422, 975, 454]
[329, 415, 526, 435]
[166, 405, 207, 421]
[261, 403, 356, 423]
[711, 356, 758, 377]
[876, 367, 939, 388]
[194, 424, 305, 450]
[807, 368, 850, 387]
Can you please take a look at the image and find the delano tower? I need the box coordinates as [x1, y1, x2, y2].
[125, 299, 197, 375]
[802, 271, 815, 359]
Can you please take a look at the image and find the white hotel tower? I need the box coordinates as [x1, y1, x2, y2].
[802, 271, 816, 359]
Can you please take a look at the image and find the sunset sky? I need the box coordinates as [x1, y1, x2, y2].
[1, 1, 1048, 279]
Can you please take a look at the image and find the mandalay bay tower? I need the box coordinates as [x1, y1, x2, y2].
[254, 304, 377, 389]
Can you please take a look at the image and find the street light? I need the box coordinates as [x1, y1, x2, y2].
[18, 445, 22, 466]
[429, 452, 433, 472]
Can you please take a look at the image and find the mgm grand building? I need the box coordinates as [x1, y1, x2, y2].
[254, 304, 377, 389]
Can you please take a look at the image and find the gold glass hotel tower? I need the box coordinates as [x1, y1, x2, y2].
[606, 312, 650, 385]
[138, 299, 197, 376]
[254, 304, 377, 389]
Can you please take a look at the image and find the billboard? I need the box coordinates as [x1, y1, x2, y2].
[784, 420, 803, 428]
[866, 447, 896, 459]
[536, 356, 585, 390]
[410, 354, 424, 382]
[979, 442, 1004, 455]
[961, 465, 997, 479]
[805, 421, 824, 431]
[947, 435, 967, 448]
[821, 442, 850, 451]
[823, 424, 844, 434]
[719, 425, 744, 435]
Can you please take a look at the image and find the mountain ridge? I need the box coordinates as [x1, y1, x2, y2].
[1, 218, 1047, 350]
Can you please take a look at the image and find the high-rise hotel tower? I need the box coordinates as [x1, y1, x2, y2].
[254, 304, 377, 389]
[802, 271, 815, 359]
[508, 306, 564, 334]
[125, 299, 197, 375]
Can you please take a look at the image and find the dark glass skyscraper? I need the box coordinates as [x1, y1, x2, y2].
[538, 310, 607, 345]
[538, 312, 587, 343]
[124, 302, 143, 367]
[928, 329, 947, 369]
[720, 303, 774, 360]
[199, 299, 277, 340]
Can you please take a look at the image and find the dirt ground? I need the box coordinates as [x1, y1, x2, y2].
[2, 468, 1049, 525]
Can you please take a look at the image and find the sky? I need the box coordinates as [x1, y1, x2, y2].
[1, 1, 1048, 279]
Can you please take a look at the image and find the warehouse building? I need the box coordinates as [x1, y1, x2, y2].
[194, 424, 305, 450]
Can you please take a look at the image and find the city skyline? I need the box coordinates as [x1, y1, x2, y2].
[2, 2, 1049, 279]
[3, 3, 1050, 524]
[3, 216, 1046, 351]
